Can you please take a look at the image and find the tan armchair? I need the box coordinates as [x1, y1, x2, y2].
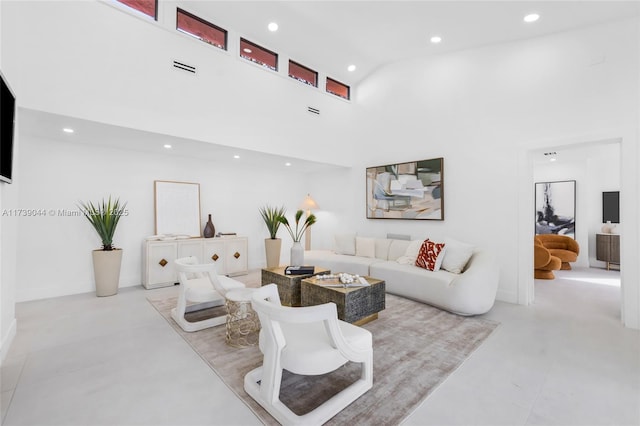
[535, 234, 579, 270]
[534, 238, 562, 279]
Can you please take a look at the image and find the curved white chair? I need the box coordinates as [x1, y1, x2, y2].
[171, 256, 251, 332]
[244, 284, 373, 425]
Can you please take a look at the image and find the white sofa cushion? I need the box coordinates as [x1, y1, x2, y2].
[304, 250, 381, 276]
[388, 239, 412, 261]
[356, 237, 376, 258]
[396, 239, 423, 265]
[441, 237, 475, 274]
[334, 233, 356, 255]
[374, 238, 393, 260]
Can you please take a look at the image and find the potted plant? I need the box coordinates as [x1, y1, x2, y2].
[278, 209, 317, 266]
[260, 205, 286, 268]
[79, 196, 127, 297]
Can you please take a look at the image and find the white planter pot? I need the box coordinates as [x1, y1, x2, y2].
[92, 249, 122, 297]
[265, 238, 282, 268]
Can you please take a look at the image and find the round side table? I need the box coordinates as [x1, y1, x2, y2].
[225, 289, 260, 348]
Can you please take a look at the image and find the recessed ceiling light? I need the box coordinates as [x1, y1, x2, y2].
[164, 144, 172, 149]
[243, 48, 252, 54]
[347, 65, 356, 72]
[430, 36, 442, 44]
[233, 155, 240, 159]
[524, 13, 540, 23]
[285, 162, 291, 167]
[268, 22, 279, 32]
[63, 128, 74, 133]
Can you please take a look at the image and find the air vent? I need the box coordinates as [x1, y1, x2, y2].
[307, 106, 320, 115]
[173, 60, 197, 75]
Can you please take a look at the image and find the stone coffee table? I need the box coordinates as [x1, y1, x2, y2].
[301, 275, 385, 325]
[261, 266, 330, 307]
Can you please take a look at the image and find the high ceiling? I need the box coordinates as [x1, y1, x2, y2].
[173, 1, 640, 85]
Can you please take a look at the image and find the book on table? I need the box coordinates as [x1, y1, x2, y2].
[285, 266, 315, 275]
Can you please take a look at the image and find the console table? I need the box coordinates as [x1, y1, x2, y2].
[142, 236, 248, 289]
[596, 233, 620, 270]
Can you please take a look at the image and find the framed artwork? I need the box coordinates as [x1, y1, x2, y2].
[535, 180, 575, 238]
[154, 180, 202, 237]
[366, 157, 444, 220]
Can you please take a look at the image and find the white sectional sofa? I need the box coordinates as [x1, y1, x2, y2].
[304, 235, 499, 316]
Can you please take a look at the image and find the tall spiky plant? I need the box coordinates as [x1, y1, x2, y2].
[260, 205, 286, 239]
[277, 209, 317, 242]
[79, 196, 127, 251]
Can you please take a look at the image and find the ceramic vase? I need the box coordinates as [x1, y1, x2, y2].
[290, 241, 304, 267]
[92, 249, 122, 297]
[601, 221, 613, 233]
[204, 214, 215, 238]
[265, 238, 282, 269]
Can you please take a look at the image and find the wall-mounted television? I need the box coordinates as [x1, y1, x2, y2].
[0, 69, 16, 184]
[602, 191, 619, 224]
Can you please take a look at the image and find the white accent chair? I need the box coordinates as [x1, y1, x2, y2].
[244, 284, 373, 425]
[171, 256, 251, 332]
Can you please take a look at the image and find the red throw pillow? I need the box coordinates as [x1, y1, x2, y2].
[415, 239, 446, 271]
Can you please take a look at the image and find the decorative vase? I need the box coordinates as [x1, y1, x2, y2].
[265, 238, 282, 269]
[203, 214, 215, 238]
[92, 249, 122, 297]
[290, 241, 304, 267]
[602, 221, 613, 233]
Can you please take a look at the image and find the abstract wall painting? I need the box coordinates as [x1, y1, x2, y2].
[366, 158, 444, 220]
[535, 180, 576, 238]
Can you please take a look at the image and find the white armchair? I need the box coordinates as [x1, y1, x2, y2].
[244, 284, 373, 425]
[171, 256, 250, 332]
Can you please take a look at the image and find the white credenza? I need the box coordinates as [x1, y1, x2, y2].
[142, 236, 248, 289]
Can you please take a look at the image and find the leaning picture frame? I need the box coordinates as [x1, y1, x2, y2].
[535, 180, 576, 238]
[366, 158, 444, 220]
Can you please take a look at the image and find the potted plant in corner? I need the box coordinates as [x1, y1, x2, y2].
[79, 196, 127, 297]
[260, 205, 286, 269]
[278, 209, 317, 267]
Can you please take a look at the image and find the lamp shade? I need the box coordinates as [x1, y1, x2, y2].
[299, 194, 320, 211]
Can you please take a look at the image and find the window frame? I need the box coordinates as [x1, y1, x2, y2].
[326, 77, 351, 100]
[288, 60, 318, 88]
[176, 8, 228, 51]
[115, 0, 158, 20]
[239, 38, 278, 72]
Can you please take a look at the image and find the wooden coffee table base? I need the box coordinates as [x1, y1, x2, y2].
[261, 266, 330, 306]
[301, 276, 385, 325]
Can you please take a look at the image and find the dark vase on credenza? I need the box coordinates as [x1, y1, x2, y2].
[204, 214, 215, 238]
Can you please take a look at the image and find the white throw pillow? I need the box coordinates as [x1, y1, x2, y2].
[396, 239, 424, 265]
[334, 233, 356, 255]
[356, 237, 376, 258]
[441, 237, 474, 274]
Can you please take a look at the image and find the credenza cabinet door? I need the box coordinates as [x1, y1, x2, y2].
[596, 233, 620, 270]
[143, 237, 248, 289]
[203, 240, 227, 275]
[225, 238, 248, 277]
[144, 242, 178, 289]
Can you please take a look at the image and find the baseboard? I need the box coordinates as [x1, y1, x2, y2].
[0, 318, 17, 364]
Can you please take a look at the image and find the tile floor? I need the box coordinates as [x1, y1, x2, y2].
[1, 267, 638, 425]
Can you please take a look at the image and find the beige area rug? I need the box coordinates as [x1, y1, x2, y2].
[148, 294, 499, 425]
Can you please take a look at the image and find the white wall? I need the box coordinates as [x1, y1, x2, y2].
[0, 0, 18, 362]
[1, 3, 638, 328]
[13, 131, 314, 301]
[1, 0, 357, 167]
[318, 18, 639, 325]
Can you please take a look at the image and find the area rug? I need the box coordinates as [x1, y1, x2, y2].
[148, 294, 499, 425]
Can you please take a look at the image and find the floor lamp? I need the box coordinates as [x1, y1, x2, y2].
[299, 194, 320, 251]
